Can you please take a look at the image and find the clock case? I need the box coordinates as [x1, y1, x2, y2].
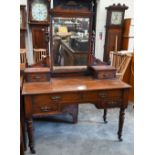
[20, 5, 27, 48]
[27, 0, 51, 54]
[20, 5, 27, 30]
[103, 4, 128, 63]
[27, 0, 51, 25]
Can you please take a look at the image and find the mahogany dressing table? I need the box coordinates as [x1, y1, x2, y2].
[22, 74, 130, 153]
[21, 1, 131, 153]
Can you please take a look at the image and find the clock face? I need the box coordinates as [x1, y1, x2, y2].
[111, 11, 123, 25]
[31, 2, 48, 21]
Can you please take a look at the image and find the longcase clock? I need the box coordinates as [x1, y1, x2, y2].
[27, 0, 51, 53]
[103, 4, 128, 63]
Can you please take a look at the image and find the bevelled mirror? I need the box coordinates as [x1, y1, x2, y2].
[50, 0, 93, 71]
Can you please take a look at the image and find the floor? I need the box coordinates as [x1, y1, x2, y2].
[25, 104, 134, 155]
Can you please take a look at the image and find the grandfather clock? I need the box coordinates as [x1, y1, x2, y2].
[27, 0, 51, 53]
[103, 4, 128, 63]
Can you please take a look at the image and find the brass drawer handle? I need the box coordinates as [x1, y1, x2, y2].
[40, 106, 52, 112]
[51, 96, 61, 101]
[34, 76, 41, 79]
[99, 92, 106, 98]
[102, 74, 107, 78]
[108, 101, 117, 105]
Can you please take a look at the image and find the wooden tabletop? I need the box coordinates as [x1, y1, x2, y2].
[22, 76, 131, 95]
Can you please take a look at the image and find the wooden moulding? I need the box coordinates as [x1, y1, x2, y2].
[24, 67, 50, 73]
[52, 66, 88, 77]
[89, 65, 116, 79]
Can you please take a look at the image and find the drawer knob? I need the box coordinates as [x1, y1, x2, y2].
[99, 92, 106, 98]
[51, 96, 61, 101]
[40, 106, 51, 112]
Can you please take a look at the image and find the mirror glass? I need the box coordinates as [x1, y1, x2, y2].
[51, 17, 90, 66]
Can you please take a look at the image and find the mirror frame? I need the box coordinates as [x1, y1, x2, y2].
[50, 9, 93, 72]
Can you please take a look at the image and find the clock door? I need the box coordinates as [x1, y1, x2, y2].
[31, 26, 49, 49]
[20, 32, 26, 48]
[104, 29, 122, 62]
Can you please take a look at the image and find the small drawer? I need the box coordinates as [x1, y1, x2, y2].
[100, 97, 122, 108]
[97, 71, 116, 79]
[32, 94, 61, 104]
[25, 73, 50, 82]
[89, 66, 116, 79]
[98, 90, 123, 99]
[32, 93, 81, 105]
[32, 95, 59, 114]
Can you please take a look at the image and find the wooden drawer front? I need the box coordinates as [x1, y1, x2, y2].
[32, 93, 81, 105]
[98, 90, 122, 99]
[83, 91, 99, 102]
[100, 97, 122, 108]
[98, 90, 123, 108]
[26, 73, 50, 82]
[58, 93, 82, 103]
[32, 95, 59, 114]
[97, 71, 116, 79]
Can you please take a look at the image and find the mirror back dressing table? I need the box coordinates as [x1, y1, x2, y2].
[22, 0, 131, 153]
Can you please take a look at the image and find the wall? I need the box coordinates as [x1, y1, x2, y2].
[20, 0, 134, 64]
[95, 0, 134, 61]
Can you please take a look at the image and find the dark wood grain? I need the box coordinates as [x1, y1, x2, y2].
[20, 5, 27, 30]
[22, 76, 130, 95]
[20, 31, 26, 48]
[31, 26, 49, 50]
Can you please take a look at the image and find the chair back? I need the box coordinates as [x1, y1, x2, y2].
[34, 48, 47, 63]
[110, 51, 126, 70]
[116, 54, 132, 80]
[20, 49, 27, 70]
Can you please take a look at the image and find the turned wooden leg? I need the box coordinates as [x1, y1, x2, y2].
[21, 117, 27, 151]
[20, 123, 24, 155]
[20, 142, 24, 155]
[26, 119, 35, 154]
[21, 93, 27, 151]
[103, 109, 108, 123]
[117, 107, 125, 141]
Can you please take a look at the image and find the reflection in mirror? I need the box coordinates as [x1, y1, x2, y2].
[52, 17, 90, 66]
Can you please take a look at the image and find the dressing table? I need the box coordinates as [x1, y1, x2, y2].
[22, 0, 131, 153]
[23, 73, 130, 153]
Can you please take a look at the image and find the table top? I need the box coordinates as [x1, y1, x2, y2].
[22, 76, 131, 95]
